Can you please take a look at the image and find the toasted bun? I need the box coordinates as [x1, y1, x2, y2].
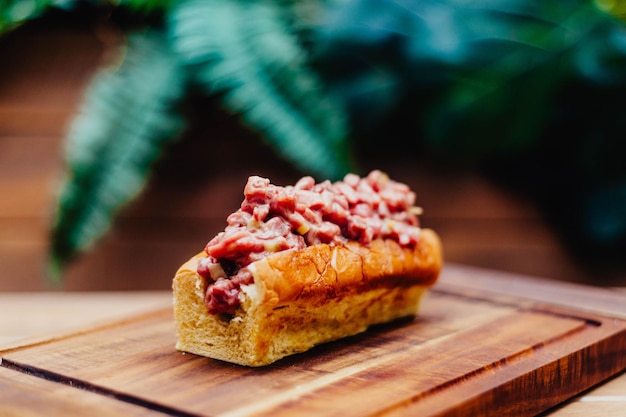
[173, 228, 442, 367]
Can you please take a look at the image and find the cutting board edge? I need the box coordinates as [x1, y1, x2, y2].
[438, 263, 626, 319]
[380, 314, 626, 417]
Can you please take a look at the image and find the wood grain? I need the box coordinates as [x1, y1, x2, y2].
[0, 291, 172, 348]
[0, 367, 159, 417]
[440, 264, 626, 319]
[3, 270, 626, 417]
[545, 370, 626, 417]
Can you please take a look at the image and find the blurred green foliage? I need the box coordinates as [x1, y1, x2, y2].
[309, 0, 626, 269]
[2, 0, 626, 277]
[48, 30, 186, 279]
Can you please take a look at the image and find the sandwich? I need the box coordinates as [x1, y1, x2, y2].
[173, 170, 442, 366]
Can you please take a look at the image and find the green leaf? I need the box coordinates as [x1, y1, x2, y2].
[115, 0, 173, 13]
[424, 1, 615, 155]
[168, 0, 354, 180]
[49, 30, 186, 278]
[0, 0, 55, 34]
[0, 0, 174, 36]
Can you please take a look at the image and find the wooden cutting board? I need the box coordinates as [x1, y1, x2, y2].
[2, 264, 626, 417]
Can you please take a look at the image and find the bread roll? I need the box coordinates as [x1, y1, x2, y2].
[173, 171, 442, 366]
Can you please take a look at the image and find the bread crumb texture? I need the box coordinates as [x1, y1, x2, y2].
[173, 229, 442, 367]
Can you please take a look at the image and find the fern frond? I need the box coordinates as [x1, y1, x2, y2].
[169, 0, 354, 180]
[48, 30, 186, 278]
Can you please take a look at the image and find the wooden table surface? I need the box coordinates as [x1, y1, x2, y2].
[1, 267, 625, 417]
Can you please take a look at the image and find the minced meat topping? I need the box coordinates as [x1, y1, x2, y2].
[197, 170, 422, 315]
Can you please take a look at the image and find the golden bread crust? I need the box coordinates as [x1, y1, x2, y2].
[173, 228, 442, 366]
[249, 228, 442, 308]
